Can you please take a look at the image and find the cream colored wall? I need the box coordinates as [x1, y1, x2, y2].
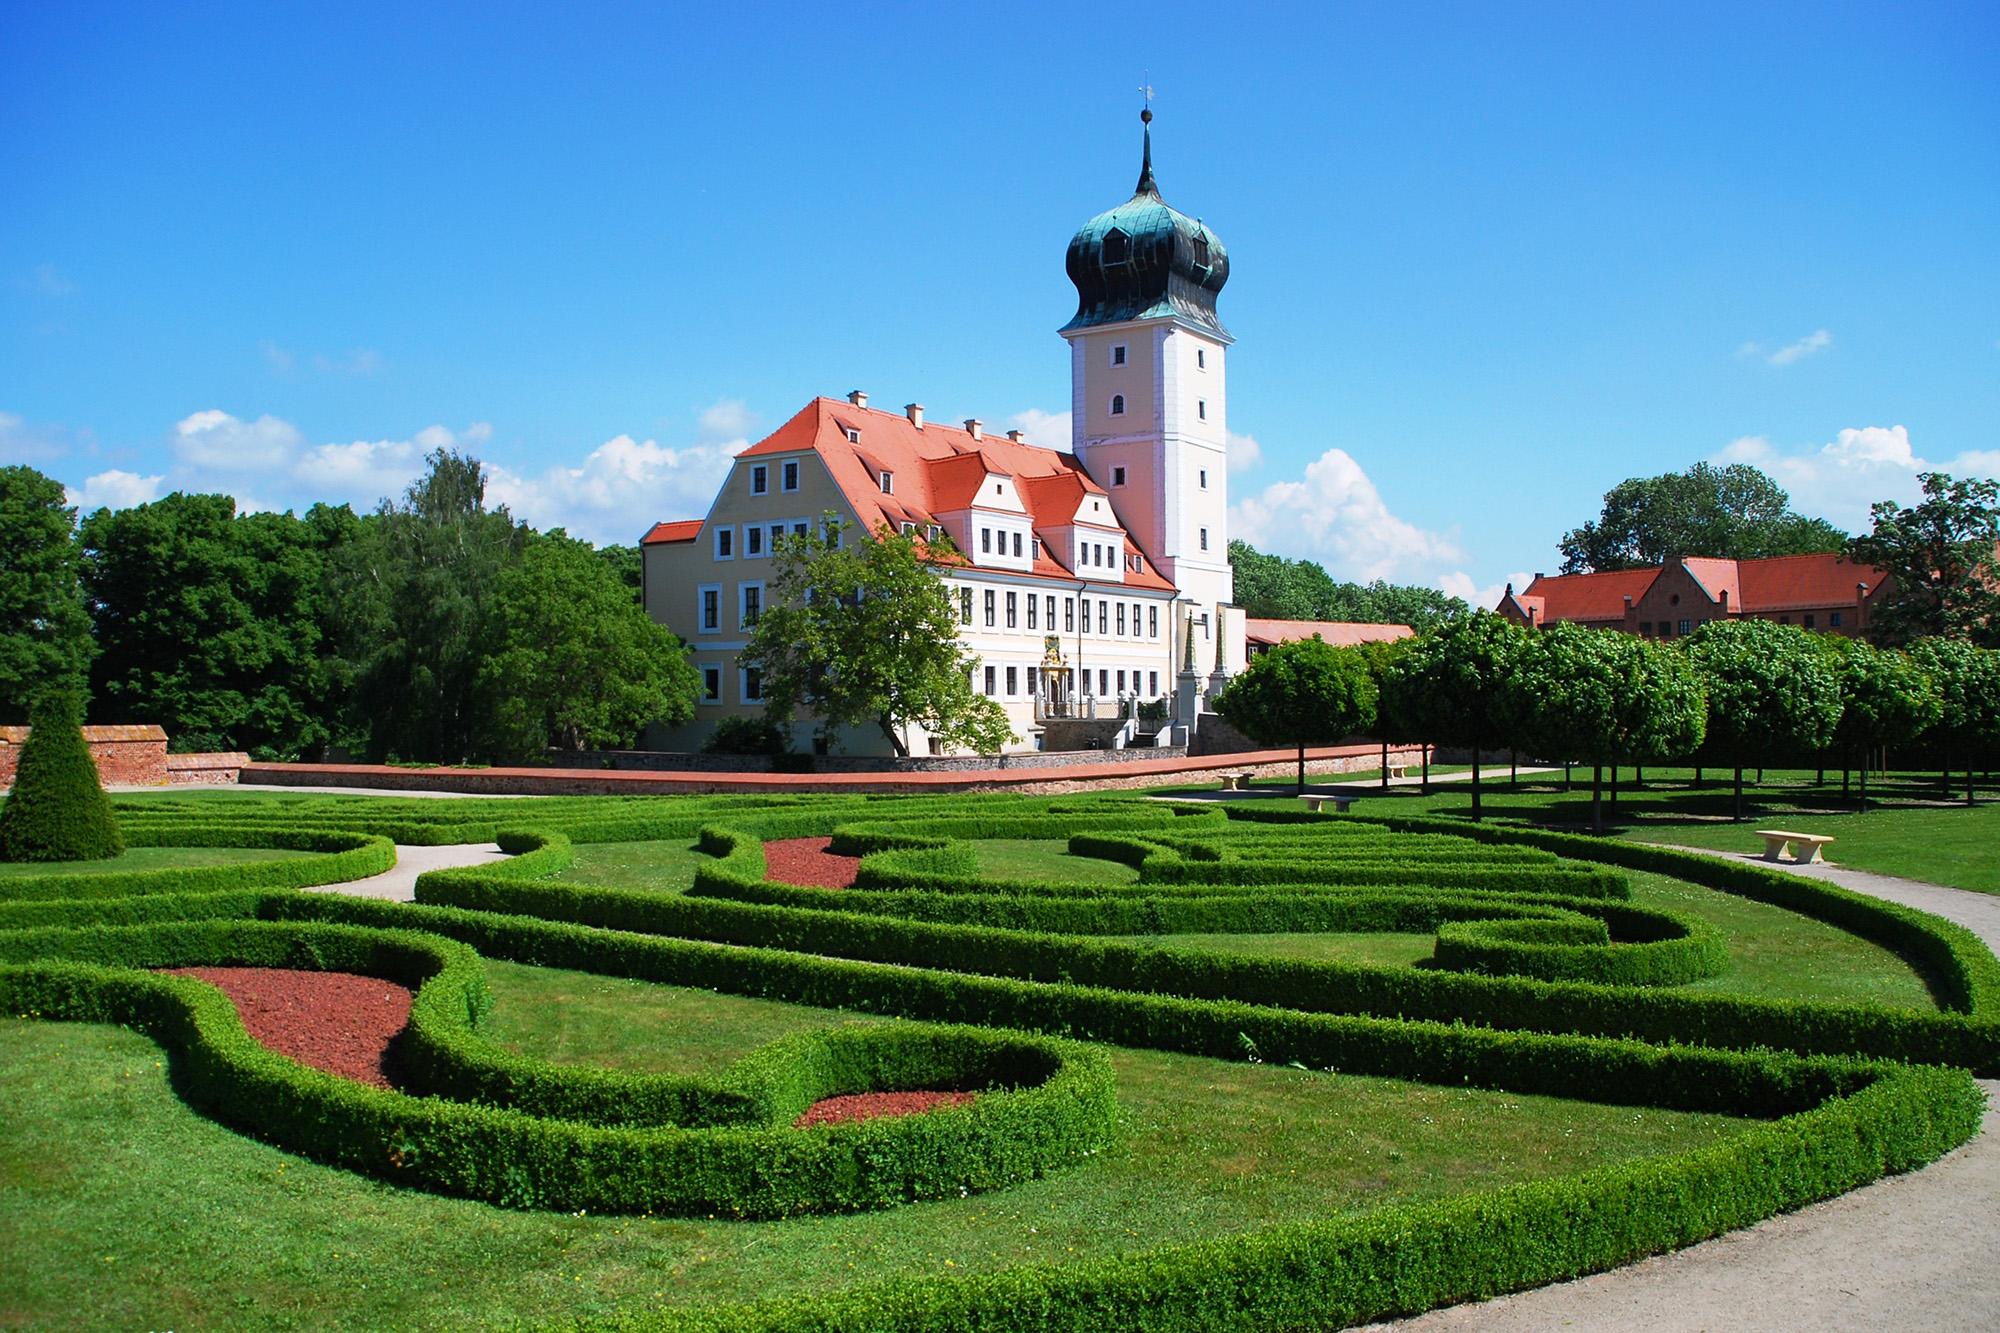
[1073, 327, 1160, 440]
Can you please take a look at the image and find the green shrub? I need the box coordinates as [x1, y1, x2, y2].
[701, 715, 790, 756]
[0, 691, 122, 862]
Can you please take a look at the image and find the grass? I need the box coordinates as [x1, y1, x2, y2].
[550, 838, 713, 894]
[0, 968, 1751, 1329]
[0, 845, 305, 880]
[971, 839, 1140, 884]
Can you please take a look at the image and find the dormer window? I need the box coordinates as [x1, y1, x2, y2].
[1102, 228, 1129, 264]
[1111, 343, 1127, 367]
[1012, 532, 1022, 558]
[1110, 394, 1125, 417]
[879, 470, 893, 495]
[846, 428, 861, 444]
[900, 521, 916, 536]
[994, 483, 1003, 495]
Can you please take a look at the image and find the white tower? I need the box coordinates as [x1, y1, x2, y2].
[1060, 108, 1241, 674]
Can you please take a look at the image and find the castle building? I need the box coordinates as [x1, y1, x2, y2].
[1494, 553, 1894, 639]
[641, 112, 1251, 755]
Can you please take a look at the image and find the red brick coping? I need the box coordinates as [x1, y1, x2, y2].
[241, 744, 1424, 797]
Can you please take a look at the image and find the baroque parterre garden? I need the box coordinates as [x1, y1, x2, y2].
[2, 789, 1994, 1330]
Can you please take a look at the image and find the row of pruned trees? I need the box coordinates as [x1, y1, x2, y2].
[1217, 615, 2000, 831]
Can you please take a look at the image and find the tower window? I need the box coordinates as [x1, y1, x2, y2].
[1111, 343, 1126, 367]
[1199, 527, 1210, 551]
[1112, 465, 1127, 486]
[1197, 347, 1207, 370]
[1199, 469, 1208, 490]
[1198, 399, 1208, 420]
[1110, 394, 1125, 417]
[1102, 228, 1129, 264]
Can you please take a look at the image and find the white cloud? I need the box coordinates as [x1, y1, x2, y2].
[1007, 408, 1071, 449]
[487, 433, 748, 545]
[173, 409, 306, 471]
[1739, 329, 1833, 367]
[1711, 424, 1999, 532]
[697, 398, 758, 441]
[1437, 569, 1534, 611]
[1229, 446, 1466, 583]
[1227, 430, 1262, 473]
[66, 469, 164, 512]
[0, 411, 78, 464]
[292, 438, 427, 500]
[260, 340, 296, 375]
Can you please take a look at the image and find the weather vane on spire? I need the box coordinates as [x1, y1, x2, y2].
[1139, 74, 1154, 124]
[1135, 74, 1157, 193]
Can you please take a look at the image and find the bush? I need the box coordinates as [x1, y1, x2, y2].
[701, 715, 790, 756]
[0, 691, 123, 862]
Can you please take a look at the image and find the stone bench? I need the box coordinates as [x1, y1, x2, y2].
[1756, 829, 1835, 865]
[1221, 772, 1256, 792]
[1303, 794, 1356, 814]
[1387, 765, 1409, 781]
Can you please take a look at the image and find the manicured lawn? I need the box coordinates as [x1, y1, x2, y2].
[1637, 808, 2000, 895]
[970, 839, 1141, 884]
[551, 838, 713, 894]
[0, 846, 305, 879]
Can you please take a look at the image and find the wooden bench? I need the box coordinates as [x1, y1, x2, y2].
[1755, 829, 1835, 865]
[1221, 772, 1255, 792]
[1303, 794, 1356, 814]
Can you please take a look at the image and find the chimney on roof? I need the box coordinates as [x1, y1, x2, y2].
[1006, 429, 1024, 442]
[1534, 572, 1544, 581]
[848, 390, 868, 409]
[905, 403, 924, 429]
[964, 418, 982, 440]
[1503, 582, 1513, 596]
[1719, 590, 1729, 613]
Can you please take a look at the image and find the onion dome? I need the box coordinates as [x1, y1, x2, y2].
[1062, 109, 1230, 338]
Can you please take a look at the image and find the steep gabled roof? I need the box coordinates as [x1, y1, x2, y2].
[1516, 568, 1660, 621]
[640, 519, 702, 545]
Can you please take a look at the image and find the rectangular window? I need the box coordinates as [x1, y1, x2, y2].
[1678, 619, 1692, 636]
[1116, 603, 1127, 636]
[1111, 343, 1126, 366]
[745, 525, 763, 557]
[1112, 465, 1127, 486]
[984, 666, 996, 696]
[701, 667, 721, 702]
[793, 520, 808, 537]
[1064, 598, 1075, 632]
[1196, 347, 1206, 369]
[1199, 527, 1210, 551]
[1830, 611, 1843, 628]
[1198, 399, 1207, 420]
[1046, 595, 1056, 628]
[740, 584, 762, 628]
[1006, 666, 1018, 696]
[1027, 666, 1039, 696]
[1804, 613, 1817, 629]
[782, 461, 799, 491]
[742, 667, 763, 702]
[1099, 669, 1109, 696]
[1640, 622, 1653, 636]
[1027, 595, 1038, 629]
[879, 470, 893, 495]
[1148, 606, 1158, 638]
[1098, 600, 1108, 635]
[699, 586, 720, 632]
[1006, 591, 1018, 628]
[984, 589, 996, 627]
[750, 464, 768, 495]
[715, 527, 733, 560]
[1199, 469, 1208, 489]
[960, 587, 973, 624]
[1148, 670, 1159, 695]
[1116, 670, 1127, 693]
[982, 528, 992, 554]
[1012, 531, 1022, 558]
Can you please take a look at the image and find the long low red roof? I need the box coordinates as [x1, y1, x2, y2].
[1244, 619, 1414, 647]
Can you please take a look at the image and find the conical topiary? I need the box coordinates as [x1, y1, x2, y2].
[0, 690, 123, 862]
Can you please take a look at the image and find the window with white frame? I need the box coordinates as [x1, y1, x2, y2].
[983, 665, 996, 696]
[745, 525, 763, 557]
[1111, 343, 1126, 366]
[1064, 597, 1074, 632]
[1116, 603, 1126, 636]
[1006, 591, 1017, 628]
[984, 589, 996, 627]
[879, 471, 893, 495]
[1199, 469, 1208, 489]
[1098, 668, 1109, 696]
[1011, 531, 1022, 559]
[1148, 670, 1158, 694]
[1117, 670, 1126, 693]
[1148, 605, 1158, 638]
[1196, 347, 1206, 370]
[700, 667, 721, 703]
[1110, 394, 1125, 416]
[741, 667, 763, 702]
[1027, 595, 1038, 629]
[981, 528, 991, 554]
[715, 526, 733, 560]
[782, 461, 800, 491]
[1199, 527, 1210, 551]
[750, 464, 768, 495]
[960, 587, 973, 624]
[1097, 600, 1108, 634]
[1005, 666, 1018, 696]
[845, 428, 860, 444]
[1044, 594, 1054, 627]
[698, 585, 721, 633]
[739, 583, 762, 628]
[1198, 399, 1208, 420]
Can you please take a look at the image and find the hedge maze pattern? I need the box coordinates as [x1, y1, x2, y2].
[2, 790, 1993, 1330]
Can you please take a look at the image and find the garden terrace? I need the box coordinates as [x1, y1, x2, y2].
[0, 788, 1992, 1329]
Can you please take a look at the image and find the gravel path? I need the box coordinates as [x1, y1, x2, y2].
[302, 842, 507, 902]
[1368, 850, 2000, 1333]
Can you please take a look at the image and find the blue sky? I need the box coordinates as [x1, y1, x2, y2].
[5, 1, 1996, 605]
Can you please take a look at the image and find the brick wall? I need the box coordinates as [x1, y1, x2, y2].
[0, 726, 248, 790]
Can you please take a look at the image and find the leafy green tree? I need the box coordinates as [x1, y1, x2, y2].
[744, 518, 1011, 757]
[1848, 472, 2000, 646]
[1559, 462, 1846, 574]
[1822, 638, 1943, 809]
[480, 533, 700, 757]
[0, 465, 93, 718]
[327, 449, 528, 763]
[79, 494, 350, 758]
[1512, 623, 1708, 833]
[1907, 637, 2000, 804]
[1685, 619, 1844, 820]
[594, 542, 643, 598]
[0, 690, 122, 862]
[1378, 613, 1528, 819]
[1229, 541, 1468, 629]
[1215, 637, 1378, 794]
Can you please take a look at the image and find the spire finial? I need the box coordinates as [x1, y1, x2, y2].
[1136, 79, 1157, 195]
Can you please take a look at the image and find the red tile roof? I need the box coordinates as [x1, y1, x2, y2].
[1515, 568, 1660, 621]
[1244, 619, 1415, 648]
[641, 519, 703, 546]
[1734, 553, 1887, 612]
[704, 398, 1176, 592]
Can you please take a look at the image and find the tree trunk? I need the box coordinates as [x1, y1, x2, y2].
[1563, 761, 1572, 792]
[1297, 743, 1306, 796]
[1635, 764, 1644, 790]
[1969, 764, 1977, 807]
[1815, 766, 1824, 786]
[1842, 766, 1850, 801]
[1609, 761, 1618, 811]
[1471, 747, 1482, 822]
[1510, 748, 1518, 789]
[1591, 764, 1604, 834]
[1734, 766, 1745, 822]
[1421, 746, 1430, 795]
[1380, 740, 1389, 791]
[879, 714, 909, 757]
[1860, 755, 1870, 812]
[1693, 764, 1703, 789]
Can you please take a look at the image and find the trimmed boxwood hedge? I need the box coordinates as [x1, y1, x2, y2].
[0, 918, 1117, 1217]
[0, 826, 393, 903]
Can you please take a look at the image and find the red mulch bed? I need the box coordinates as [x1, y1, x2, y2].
[793, 1090, 977, 1128]
[764, 836, 861, 888]
[160, 966, 412, 1090]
